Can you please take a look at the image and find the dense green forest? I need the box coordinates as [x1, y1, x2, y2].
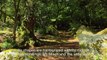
[0, 0, 107, 60]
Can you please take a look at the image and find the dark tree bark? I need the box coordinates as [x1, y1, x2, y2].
[13, 0, 21, 40]
[27, 13, 38, 40]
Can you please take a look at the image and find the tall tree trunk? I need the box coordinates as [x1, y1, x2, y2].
[25, 13, 38, 40]
[13, 0, 20, 40]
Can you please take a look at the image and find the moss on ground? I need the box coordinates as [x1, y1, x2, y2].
[0, 49, 37, 60]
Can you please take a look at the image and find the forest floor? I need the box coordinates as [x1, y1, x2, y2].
[35, 31, 79, 60]
[0, 31, 79, 60]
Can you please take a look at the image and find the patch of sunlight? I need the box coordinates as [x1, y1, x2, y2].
[67, 37, 79, 43]
[100, 40, 107, 56]
[61, 40, 67, 43]
[40, 39, 56, 42]
[0, 31, 12, 34]
[100, 48, 107, 55]
[97, 28, 107, 35]
[57, 40, 69, 43]
[40, 39, 68, 43]
[76, 25, 93, 37]
[101, 40, 107, 48]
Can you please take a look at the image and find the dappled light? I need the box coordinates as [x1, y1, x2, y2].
[0, 0, 107, 60]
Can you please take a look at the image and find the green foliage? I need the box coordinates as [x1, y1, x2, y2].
[46, 25, 58, 35]
[0, 37, 17, 49]
[0, 0, 107, 48]
[69, 23, 81, 36]
[16, 27, 26, 43]
[1, 0, 107, 33]
[36, 25, 58, 35]
[69, 23, 80, 31]
[1, 41, 12, 49]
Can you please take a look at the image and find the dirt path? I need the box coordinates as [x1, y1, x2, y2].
[38, 56, 79, 60]
[35, 31, 79, 60]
